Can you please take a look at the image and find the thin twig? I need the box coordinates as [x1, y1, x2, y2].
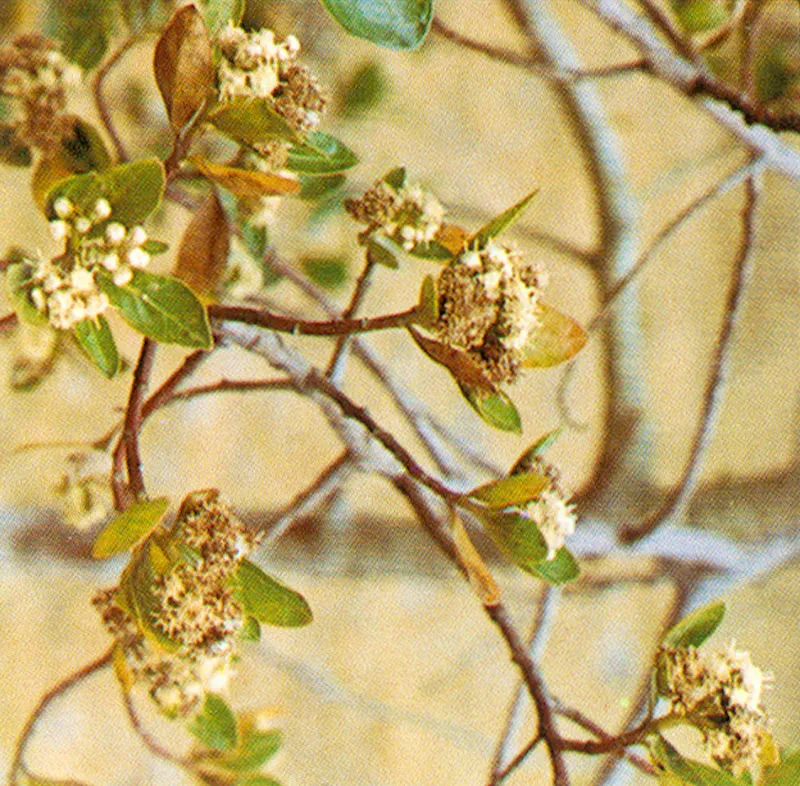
[116, 338, 157, 508]
[8, 648, 113, 786]
[92, 37, 135, 163]
[620, 171, 761, 541]
[209, 302, 419, 336]
[491, 733, 542, 782]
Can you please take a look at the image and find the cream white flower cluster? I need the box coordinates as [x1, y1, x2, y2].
[345, 178, 446, 252]
[94, 491, 260, 717]
[436, 240, 547, 384]
[27, 197, 151, 330]
[0, 33, 80, 148]
[215, 23, 325, 136]
[660, 642, 771, 775]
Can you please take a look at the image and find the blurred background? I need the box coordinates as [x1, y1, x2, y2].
[1, 0, 799, 784]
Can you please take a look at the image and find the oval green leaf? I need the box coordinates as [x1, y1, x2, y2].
[467, 472, 549, 509]
[320, 0, 433, 50]
[648, 733, 742, 786]
[662, 600, 726, 649]
[458, 382, 523, 434]
[480, 510, 548, 567]
[526, 548, 580, 585]
[286, 131, 358, 175]
[509, 429, 562, 475]
[367, 235, 400, 269]
[521, 302, 587, 368]
[74, 316, 120, 378]
[92, 497, 170, 558]
[97, 269, 213, 349]
[233, 560, 312, 627]
[189, 693, 239, 751]
[239, 615, 261, 641]
[470, 189, 538, 247]
[209, 97, 302, 148]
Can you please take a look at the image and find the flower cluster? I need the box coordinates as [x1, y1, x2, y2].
[659, 642, 771, 775]
[522, 458, 577, 560]
[435, 240, 547, 384]
[345, 178, 445, 252]
[215, 23, 325, 140]
[26, 197, 152, 330]
[0, 33, 79, 149]
[94, 491, 260, 717]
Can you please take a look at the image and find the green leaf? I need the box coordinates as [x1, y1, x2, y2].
[416, 274, 439, 329]
[526, 548, 580, 584]
[45, 159, 165, 228]
[671, 0, 729, 33]
[367, 235, 400, 268]
[340, 61, 388, 116]
[209, 97, 302, 148]
[234, 560, 312, 627]
[189, 693, 239, 751]
[458, 382, 522, 434]
[239, 616, 261, 641]
[480, 509, 548, 567]
[45, 0, 114, 69]
[154, 4, 215, 131]
[4, 262, 47, 326]
[74, 316, 120, 378]
[648, 733, 742, 786]
[382, 166, 407, 190]
[92, 497, 170, 558]
[216, 728, 282, 772]
[762, 750, 800, 786]
[509, 429, 562, 475]
[521, 302, 588, 368]
[0, 123, 31, 167]
[662, 601, 726, 649]
[467, 472, 549, 509]
[298, 173, 346, 201]
[470, 189, 538, 247]
[302, 257, 348, 290]
[286, 131, 358, 175]
[97, 269, 213, 349]
[204, 0, 245, 35]
[320, 0, 433, 50]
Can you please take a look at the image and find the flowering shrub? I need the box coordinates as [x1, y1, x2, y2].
[1, 0, 798, 785]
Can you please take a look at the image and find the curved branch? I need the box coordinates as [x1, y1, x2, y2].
[8, 648, 113, 786]
[92, 37, 135, 163]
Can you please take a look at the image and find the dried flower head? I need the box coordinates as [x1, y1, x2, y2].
[659, 642, 771, 775]
[0, 33, 79, 149]
[23, 198, 152, 330]
[215, 23, 324, 143]
[435, 240, 547, 384]
[345, 178, 445, 252]
[94, 491, 260, 717]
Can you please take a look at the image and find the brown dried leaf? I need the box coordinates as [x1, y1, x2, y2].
[191, 157, 300, 197]
[173, 190, 230, 298]
[154, 4, 214, 131]
[435, 222, 469, 256]
[409, 327, 497, 391]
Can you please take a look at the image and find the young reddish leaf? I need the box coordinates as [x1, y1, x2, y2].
[174, 190, 231, 297]
[467, 472, 549, 509]
[92, 497, 170, 558]
[191, 158, 300, 197]
[452, 515, 500, 606]
[154, 4, 215, 131]
[470, 189, 538, 247]
[409, 328, 497, 391]
[521, 302, 587, 368]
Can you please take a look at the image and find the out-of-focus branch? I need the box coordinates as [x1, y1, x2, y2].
[620, 171, 761, 541]
[92, 37, 134, 163]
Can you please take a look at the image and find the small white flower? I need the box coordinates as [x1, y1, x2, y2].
[85, 292, 109, 319]
[69, 267, 95, 292]
[101, 252, 119, 271]
[105, 223, 126, 246]
[74, 217, 92, 235]
[127, 248, 150, 269]
[49, 220, 68, 242]
[31, 287, 46, 311]
[113, 266, 133, 287]
[43, 272, 63, 293]
[525, 488, 577, 560]
[128, 226, 147, 247]
[53, 197, 73, 220]
[93, 198, 112, 221]
[284, 34, 300, 55]
[69, 300, 88, 323]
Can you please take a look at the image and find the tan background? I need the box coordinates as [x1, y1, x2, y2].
[1, 0, 799, 784]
